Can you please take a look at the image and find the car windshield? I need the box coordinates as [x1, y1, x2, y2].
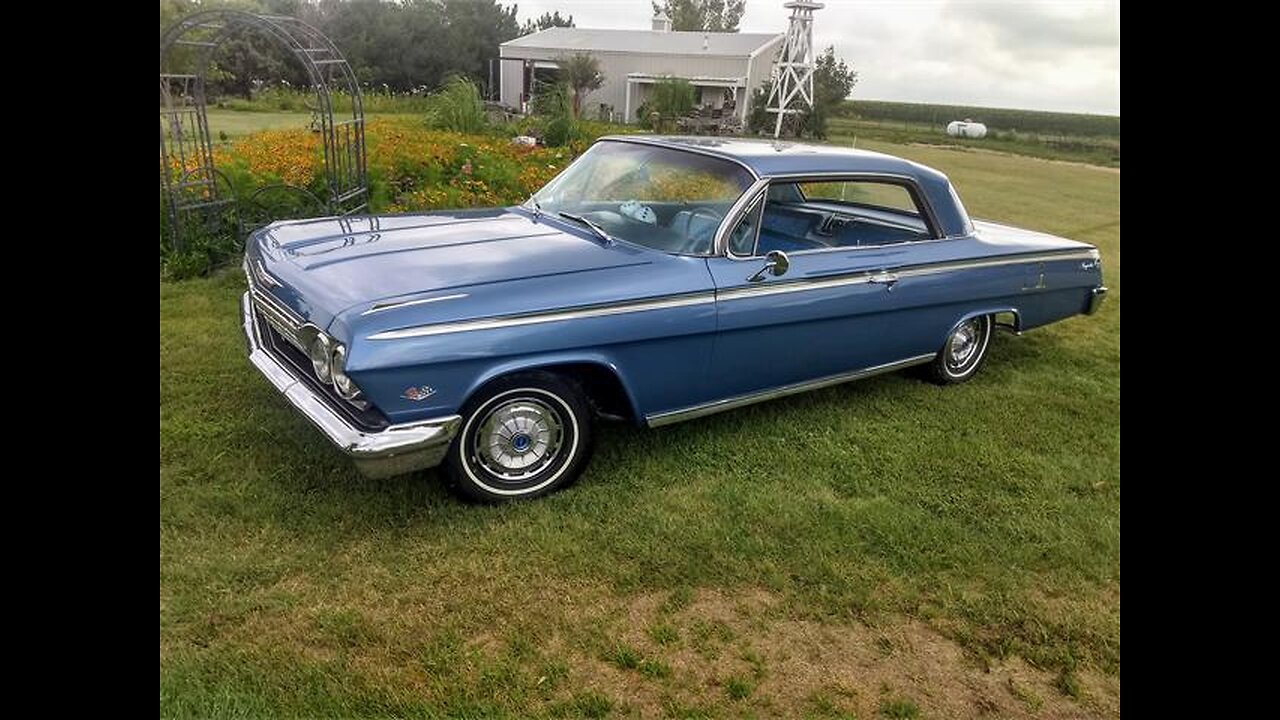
[529, 140, 754, 255]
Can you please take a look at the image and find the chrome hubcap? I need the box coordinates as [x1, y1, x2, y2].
[473, 397, 564, 481]
[946, 318, 984, 372]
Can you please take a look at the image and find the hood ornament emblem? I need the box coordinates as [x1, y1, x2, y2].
[401, 385, 436, 401]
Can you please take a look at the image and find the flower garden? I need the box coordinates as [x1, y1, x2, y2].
[218, 117, 573, 213]
[162, 116, 599, 277]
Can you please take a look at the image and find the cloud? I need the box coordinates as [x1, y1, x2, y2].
[510, 0, 1120, 114]
[943, 1, 1120, 53]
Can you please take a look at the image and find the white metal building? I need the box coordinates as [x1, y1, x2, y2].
[498, 14, 783, 124]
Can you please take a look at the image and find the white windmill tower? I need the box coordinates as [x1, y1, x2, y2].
[765, 0, 824, 138]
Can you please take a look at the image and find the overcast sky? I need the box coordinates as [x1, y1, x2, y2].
[509, 0, 1120, 115]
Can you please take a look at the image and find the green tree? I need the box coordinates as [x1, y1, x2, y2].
[651, 0, 744, 32]
[801, 46, 858, 138]
[163, 0, 523, 98]
[441, 0, 520, 93]
[748, 47, 857, 138]
[555, 53, 604, 117]
[208, 33, 295, 99]
[520, 10, 574, 35]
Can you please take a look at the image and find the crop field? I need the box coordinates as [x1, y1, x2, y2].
[829, 101, 1120, 168]
[160, 125, 1120, 718]
[842, 100, 1120, 137]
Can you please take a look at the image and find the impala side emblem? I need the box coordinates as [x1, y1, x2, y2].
[401, 385, 436, 401]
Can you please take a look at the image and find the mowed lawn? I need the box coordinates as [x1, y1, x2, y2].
[204, 109, 420, 138]
[159, 141, 1120, 718]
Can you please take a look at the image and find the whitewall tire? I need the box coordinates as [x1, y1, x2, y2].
[442, 371, 594, 502]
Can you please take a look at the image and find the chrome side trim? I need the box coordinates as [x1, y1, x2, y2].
[361, 293, 470, 316]
[645, 354, 936, 427]
[243, 292, 462, 479]
[368, 292, 716, 341]
[365, 250, 1096, 340]
[895, 249, 1099, 277]
[717, 249, 1100, 303]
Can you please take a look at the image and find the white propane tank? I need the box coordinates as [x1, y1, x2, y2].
[946, 120, 988, 138]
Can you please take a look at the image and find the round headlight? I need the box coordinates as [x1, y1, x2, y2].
[331, 345, 361, 400]
[309, 334, 333, 383]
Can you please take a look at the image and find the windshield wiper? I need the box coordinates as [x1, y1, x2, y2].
[530, 197, 542, 219]
[557, 211, 614, 246]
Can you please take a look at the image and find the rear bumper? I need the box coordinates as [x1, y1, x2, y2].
[242, 292, 461, 479]
[1085, 286, 1109, 315]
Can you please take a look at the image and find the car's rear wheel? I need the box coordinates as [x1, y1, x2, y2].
[443, 371, 594, 503]
[924, 315, 993, 385]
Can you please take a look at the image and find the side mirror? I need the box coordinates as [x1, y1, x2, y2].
[747, 250, 790, 282]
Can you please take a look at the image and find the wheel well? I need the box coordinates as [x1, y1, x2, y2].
[544, 363, 636, 422]
[993, 310, 1021, 334]
[475, 362, 637, 423]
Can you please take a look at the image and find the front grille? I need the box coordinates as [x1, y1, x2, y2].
[255, 309, 392, 432]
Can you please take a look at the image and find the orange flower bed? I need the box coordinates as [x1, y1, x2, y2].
[212, 117, 576, 214]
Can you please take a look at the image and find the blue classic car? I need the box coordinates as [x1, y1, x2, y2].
[243, 136, 1106, 502]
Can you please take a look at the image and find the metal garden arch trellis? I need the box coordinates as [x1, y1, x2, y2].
[160, 10, 367, 251]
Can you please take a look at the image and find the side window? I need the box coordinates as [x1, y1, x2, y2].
[728, 194, 765, 256]
[757, 180, 934, 254]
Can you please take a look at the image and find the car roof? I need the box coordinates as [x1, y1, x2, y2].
[596, 134, 940, 181]
[593, 134, 971, 237]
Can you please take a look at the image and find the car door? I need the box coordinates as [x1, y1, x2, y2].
[703, 177, 948, 401]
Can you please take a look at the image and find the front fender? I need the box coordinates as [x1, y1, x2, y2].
[461, 351, 641, 420]
[347, 343, 659, 426]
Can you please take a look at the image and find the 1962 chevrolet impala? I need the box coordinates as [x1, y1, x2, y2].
[243, 136, 1106, 502]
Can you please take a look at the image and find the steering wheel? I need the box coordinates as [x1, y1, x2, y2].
[673, 206, 726, 253]
[688, 206, 724, 226]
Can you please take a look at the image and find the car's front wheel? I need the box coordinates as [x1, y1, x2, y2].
[443, 371, 594, 503]
[923, 314, 993, 385]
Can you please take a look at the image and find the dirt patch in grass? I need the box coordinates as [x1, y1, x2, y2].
[533, 588, 1118, 718]
[631, 589, 1119, 718]
[192, 584, 1117, 717]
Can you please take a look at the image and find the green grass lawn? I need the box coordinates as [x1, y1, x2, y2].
[204, 109, 419, 138]
[205, 109, 317, 138]
[160, 141, 1120, 718]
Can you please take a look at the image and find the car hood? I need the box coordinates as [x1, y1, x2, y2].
[249, 207, 706, 339]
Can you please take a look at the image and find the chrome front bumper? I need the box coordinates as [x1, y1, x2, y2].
[241, 292, 461, 479]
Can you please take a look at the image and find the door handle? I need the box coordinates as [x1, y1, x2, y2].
[868, 272, 899, 289]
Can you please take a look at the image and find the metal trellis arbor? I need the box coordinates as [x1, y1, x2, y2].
[160, 10, 368, 252]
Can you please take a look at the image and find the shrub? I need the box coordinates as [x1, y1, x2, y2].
[647, 76, 695, 132]
[532, 82, 579, 147]
[423, 76, 487, 134]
